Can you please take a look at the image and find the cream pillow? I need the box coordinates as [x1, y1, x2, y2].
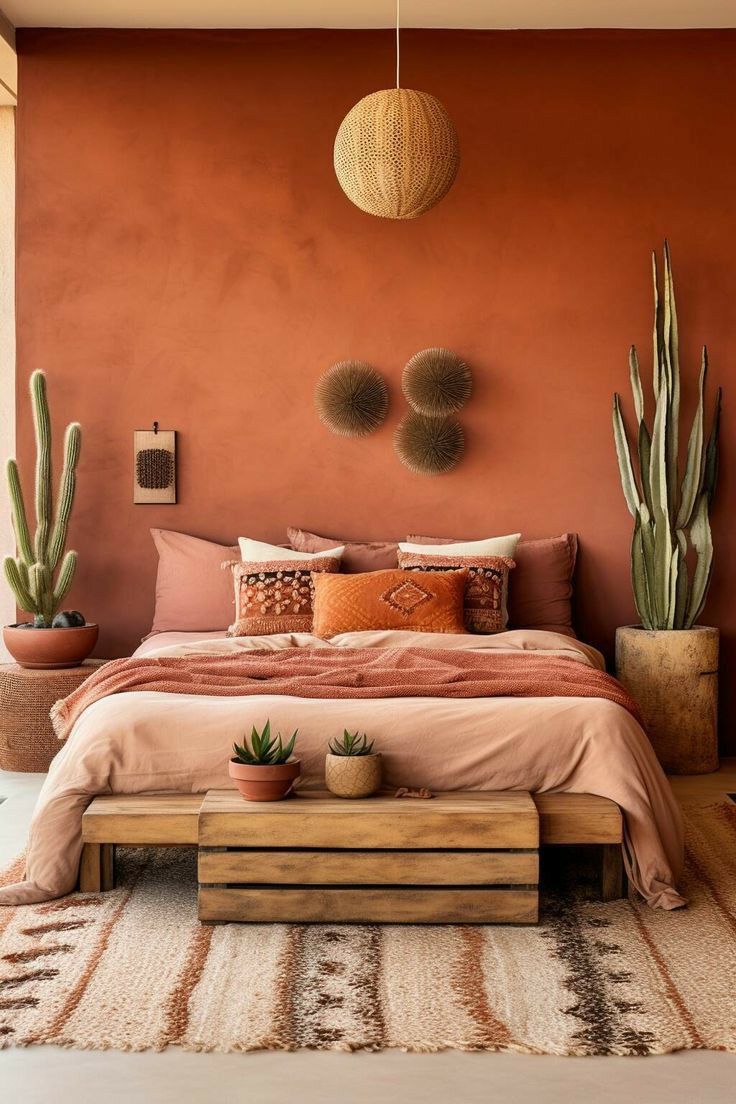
[398, 533, 521, 559]
[238, 537, 344, 562]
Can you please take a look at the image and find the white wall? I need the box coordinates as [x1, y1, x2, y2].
[0, 106, 15, 651]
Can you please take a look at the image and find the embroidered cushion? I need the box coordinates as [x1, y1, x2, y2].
[397, 552, 514, 634]
[227, 557, 340, 636]
[311, 568, 468, 638]
[287, 526, 398, 573]
[406, 533, 577, 636]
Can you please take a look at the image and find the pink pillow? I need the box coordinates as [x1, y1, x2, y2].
[149, 529, 238, 635]
[406, 533, 578, 636]
[287, 527, 398, 573]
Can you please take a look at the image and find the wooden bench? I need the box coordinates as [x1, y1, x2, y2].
[79, 789, 625, 903]
[198, 789, 540, 924]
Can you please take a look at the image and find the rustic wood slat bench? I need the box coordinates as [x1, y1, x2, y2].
[198, 789, 540, 924]
[79, 789, 625, 907]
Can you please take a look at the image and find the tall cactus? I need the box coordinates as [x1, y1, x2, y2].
[613, 242, 722, 630]
[4, 372, 82, 627]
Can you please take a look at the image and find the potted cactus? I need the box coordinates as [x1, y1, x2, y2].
[3, 371, 97, 669]
[325, 730, 382, 798]
[229, 721, 300, 801]
[612, 242, 721, 774]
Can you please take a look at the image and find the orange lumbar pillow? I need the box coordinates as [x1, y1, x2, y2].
[310, 567, 468, 638]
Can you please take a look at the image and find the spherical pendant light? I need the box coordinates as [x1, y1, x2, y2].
[334, 88, 459, 219]
[333, 1, 459, 220]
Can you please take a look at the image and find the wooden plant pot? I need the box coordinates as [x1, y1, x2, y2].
[615, 625, 719, 775]
[325, 752, 382, 798]
[3, 623, 99, 670]
[228, 758, 300, 802]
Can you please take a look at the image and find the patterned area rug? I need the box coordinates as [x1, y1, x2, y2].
[0, 801, 734, 1055]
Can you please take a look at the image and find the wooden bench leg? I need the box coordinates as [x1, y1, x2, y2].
[601, 844, 626, 901]
[79, 843, 115, 893]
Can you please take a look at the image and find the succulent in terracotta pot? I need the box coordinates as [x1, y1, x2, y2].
[3, 371, 97, 669]
[325, 730, 382, 799]
[229, 721, 300, 802]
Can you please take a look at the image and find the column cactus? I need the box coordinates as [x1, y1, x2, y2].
[612, 242, 722, 630]
[4, 371, 82, 627]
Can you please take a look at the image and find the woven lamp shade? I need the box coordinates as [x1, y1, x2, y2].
[334, 88, 460, 219]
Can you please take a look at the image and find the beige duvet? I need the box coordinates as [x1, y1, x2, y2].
[0, 629, 685, 910]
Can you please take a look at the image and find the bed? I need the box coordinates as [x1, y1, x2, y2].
[0, 627, 685, 911]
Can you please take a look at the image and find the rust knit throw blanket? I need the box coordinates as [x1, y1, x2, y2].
[51, 647, 642, 741]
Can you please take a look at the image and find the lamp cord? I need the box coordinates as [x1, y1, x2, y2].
[396, 0, 400, 88]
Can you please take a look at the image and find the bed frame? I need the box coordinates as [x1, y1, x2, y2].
[78, 790, 626, 903]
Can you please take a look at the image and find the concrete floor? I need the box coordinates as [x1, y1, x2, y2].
[1, 770, 734, 1104]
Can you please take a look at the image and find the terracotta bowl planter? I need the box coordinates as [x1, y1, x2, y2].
[325, 752, 382, 798]
[228, 757, 300, 802]
[3, 623, 99, 670]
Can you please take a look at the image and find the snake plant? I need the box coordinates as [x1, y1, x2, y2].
[232, 721, 298, 765]
[612, 242, 722, 630]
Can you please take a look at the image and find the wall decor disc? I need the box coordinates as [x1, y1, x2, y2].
[394, 412, 464, 475]
[402, 348, 472, 416]
[315, 361, 389, 437]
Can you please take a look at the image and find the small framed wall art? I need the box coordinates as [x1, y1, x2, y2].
[133, 423, 177, 504]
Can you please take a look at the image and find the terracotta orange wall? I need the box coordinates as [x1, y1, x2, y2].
[14, 29, 736, 749]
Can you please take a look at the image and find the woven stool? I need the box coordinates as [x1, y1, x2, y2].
[0, 661, 107, 773]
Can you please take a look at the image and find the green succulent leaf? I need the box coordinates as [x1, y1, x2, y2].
[703, 385, 722, 505]
[676, 348, 707, 530]
[612, 395, 641, 518]
[328, 729, 375, 756]
[685, 494, 713, 629]
[232, 721, 298, 765]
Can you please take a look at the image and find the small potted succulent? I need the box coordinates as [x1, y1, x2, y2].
[325, 730, 382, 798]
[3, 371, 97, 669]
[229, 721, 300, 801]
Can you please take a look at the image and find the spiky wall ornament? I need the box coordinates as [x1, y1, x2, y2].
[315, 361, 389, 437]
[402, 348, 472, 416]
[394, 412, 464, 475]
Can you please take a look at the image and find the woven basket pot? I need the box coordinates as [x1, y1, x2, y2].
[334, 88, 459, 219]
[325, 753, 383, 799]
[615, 625, 719, 774]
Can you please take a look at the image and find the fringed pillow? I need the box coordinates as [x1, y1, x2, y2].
[226, 557, 341, 636]
[397, 552, 515, 634]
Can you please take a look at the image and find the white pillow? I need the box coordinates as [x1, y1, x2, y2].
[399, 533, 521, 559]
[238, 537, 344, 562]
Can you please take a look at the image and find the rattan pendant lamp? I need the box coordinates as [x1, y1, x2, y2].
[334, 1, 460, 219]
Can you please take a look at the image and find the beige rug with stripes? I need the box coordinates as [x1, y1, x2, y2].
[1, 800, 734, 1055]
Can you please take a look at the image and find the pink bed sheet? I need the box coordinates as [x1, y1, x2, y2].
[0, 629, 685, 910]
[134, 630, 228, 657]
